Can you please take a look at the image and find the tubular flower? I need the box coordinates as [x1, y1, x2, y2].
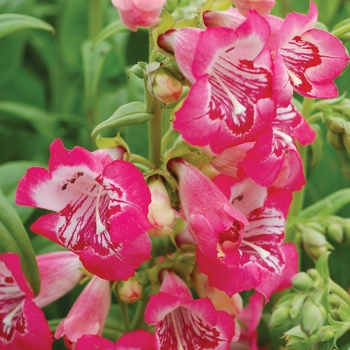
[204, 2, 350, 103]
[197, 177, 298, 300]
[0, 253, 53, 350]
[111, 0, 166, 32]
[169, 159, 248, 261]
[232, 0, 275, 17]
[159, 11, 275, 153]
[55, 275, 111, 349]
[16, 139, 152, 281]
[144, 272, 235, 349]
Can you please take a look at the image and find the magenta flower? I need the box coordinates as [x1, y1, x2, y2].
[0, 253, 53, 350]
[144, 272, 235, 349]
[232, 0, 276, 17]
[196, 177, 298, 300]
[169, 159, 248, 261]
[55, 275, 111, 348]
[159, 11, 275, 153]
[16, 139, 152, 280]
[76, 330, 155, 350]
[204, 3, 349, 103]
[111, 0, 166, 31]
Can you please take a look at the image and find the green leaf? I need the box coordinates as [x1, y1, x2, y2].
[91, 20, 127, 48]
[0, 101, 59, 140]
[0, 13, 54, 38]
[91, 101, 154, 138]
[301, 189, 350, 218]
[82, 40, 111, 117]
[0, 190, 40, 296]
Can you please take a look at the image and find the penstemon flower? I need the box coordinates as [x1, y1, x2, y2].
[16, 139, 152, 280]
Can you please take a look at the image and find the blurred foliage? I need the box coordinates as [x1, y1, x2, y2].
[1, 0, 350, 349]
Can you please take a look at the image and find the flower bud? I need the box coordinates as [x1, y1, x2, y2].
[147, 176, 175, 237]
[117, 277, 142, 303]
[342, 132, 350, 154]
[327, 222, 344, 243]
[290, 294, 307, 319]
[146, 62, 183, 104]
[342, 219, 350, 242]
[320, 329, 335, 342]
[307, 269, 323, 289]
[300, 302, 326, 335]
[292, 272, 314, 292]
[327, 129, 343, 150]
[302, 227, 331, 259]
[327, 116, 346, 133]
[269, 305, 291, 329]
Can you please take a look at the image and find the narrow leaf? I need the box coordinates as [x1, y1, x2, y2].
[91, 20, 127, 49]
[0, 190, 40, 296]
[91, 101, 153, 137]
[0, 13, 54, 38]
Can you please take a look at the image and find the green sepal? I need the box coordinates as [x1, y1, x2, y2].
[95, 133, 130, 155]
[209, 0, 232, 11]
[150, 236, 177, 258]
[332, 18, 350, 41]
[129, 62, 146, 79]
[315, 252, 330, 284]
[91, 20, 127, 49]
[336, 305, 350, 322]
[91, 102, 154, 138]
[0, 13, 55, 38]
[0, 190, 40, 296]
[300, 189, 350, 218]
[164, 0, 179, 14]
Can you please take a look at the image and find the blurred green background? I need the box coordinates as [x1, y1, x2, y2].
[0, 0, 350, 348]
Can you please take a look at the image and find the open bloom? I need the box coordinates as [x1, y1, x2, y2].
[169, 159, 248, 261]
[196, 177, 298, 300]
[16, 139, 152, 280]
[204, 2, 350, 103]
[145, 271, 235, 349]
[76, 330, 155, 350]
[111, 0, 166, 31]
[232, 0, 275, 17]
[159, 11, 275, 153]
[55, 275, 111, 349]
[0, 253, 53, 350]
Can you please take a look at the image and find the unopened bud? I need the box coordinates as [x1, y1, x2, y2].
[290, 294, 307, 319]
[146, 62, 183, 104]
[327, 222, 344, 243]
[147, 176, 175, 237]
[117, 277, 142, 303]
[327, 129, 343, 150]
[300, 302, 326, 335]
[269, 306, 291, 329]
[343, 219, 350, 242]
[321, 329, 335, 342]
[302, 227, 330, 259]
[292, 272, 314, 292]
[327, 116, 346, 133]
[307, 269, 322, 289]
[342, 133, 350, 154]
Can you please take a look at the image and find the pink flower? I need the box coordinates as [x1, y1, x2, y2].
[111, 0, 166, 31]
[204, 3, 350, 102]
[169, 159, 248, 261]
[0, 253, 53, 350]
[16, 139, 152, 280]
[144, 272, 235, 349]
[55, 275, 111, 349]
[75, 330, 155, 350]
[232, 0, 275, 17]
[159, 11, 275, 153]
[196, 177, 298, 300]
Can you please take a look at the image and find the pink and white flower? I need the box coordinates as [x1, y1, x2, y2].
[55, 275, 111, 349]
[111, 0, 166, 31]
[196, 177, 298, 300]
[232, 0, 275, 17]
[144, 271, 235, 349]
[159, 11, 276, 153]
[0, 253, 53, 350]
[76, 330, 155, 350]
[169, 159, 248, 261]
[16, 139, 152, 280]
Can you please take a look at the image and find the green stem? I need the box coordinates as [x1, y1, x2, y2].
[88, 0, 104, 40]
[161, 125, 178, 152]
[330, 280, 350, 306]
[120, 301, 130, 332]
[131, 154, 156, 169]
[131, 299, 148, 330]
